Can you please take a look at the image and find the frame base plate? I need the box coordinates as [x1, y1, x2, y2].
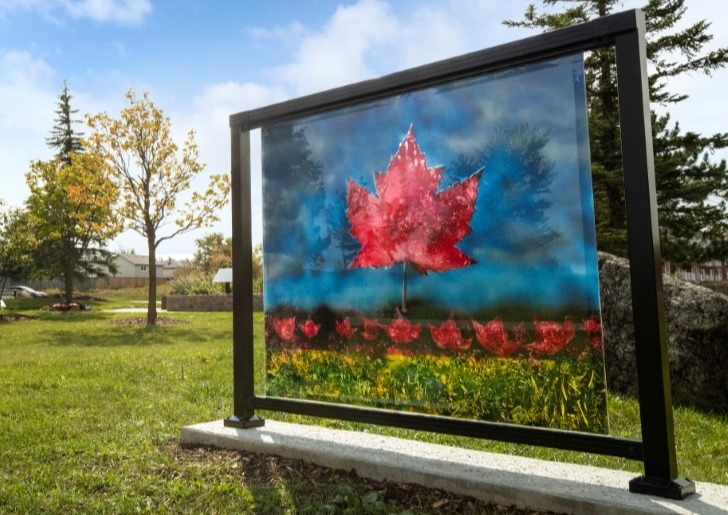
[629, 475, 695, 500]
[223, 415, 266, 429]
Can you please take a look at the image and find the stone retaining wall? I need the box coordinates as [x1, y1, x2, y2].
[162, 294, 263, 312]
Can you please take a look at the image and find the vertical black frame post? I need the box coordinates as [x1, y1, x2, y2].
[224, 126, 264, 429]
[615, 12, 693, 499]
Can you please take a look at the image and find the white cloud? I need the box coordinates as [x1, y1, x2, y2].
[250, 21, 308, 43]
[60, 0, 152, 25]
[0, 50, 55, 92]
[392, 7, 465, 68]
[0, 0, 50, 21]
[175, 81, 285, 248]
[0, 0, 152, 25]
[271, 0, 398, 96]
[182, 81, 284, 172]
[262, 0, 533, 98]
[0, 51, 57, 206]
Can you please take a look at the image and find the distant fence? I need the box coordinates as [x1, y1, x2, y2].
[1, 277, 167, 291]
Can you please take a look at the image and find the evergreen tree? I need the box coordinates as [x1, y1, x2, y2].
[505, 0, 728, 265]
[21, 82, 119, 303]
[46, 81, 85, 165]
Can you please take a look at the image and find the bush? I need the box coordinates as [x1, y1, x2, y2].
[169, 268, 218, 295]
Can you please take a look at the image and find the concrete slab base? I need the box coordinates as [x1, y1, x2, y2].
[181, 419, 728, 515]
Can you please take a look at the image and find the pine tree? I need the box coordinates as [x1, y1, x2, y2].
[24, 81, 118, 303]
[505, 0, 728, 265]
[46, 81, 85, 165]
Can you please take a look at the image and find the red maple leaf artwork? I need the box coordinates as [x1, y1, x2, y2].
[361, 317, 380, 341]
[523, 318, 575, 356]
[429, 315, 472, 352]
[582, 316, 603, 351]
[273, 316, 297, 343]
[346, 125, 483, 311]
[298, 316, 321, 339]
[472, 318, 522, 357]
[335, 318, 357, 339]
[381, 307, 421, 344]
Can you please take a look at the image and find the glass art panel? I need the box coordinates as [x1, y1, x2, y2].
[261, 53, 608, 433]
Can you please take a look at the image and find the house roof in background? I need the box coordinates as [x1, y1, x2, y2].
[163, 258, 183, 269]
[116, 254, 187, 268]
[116, 254, 155, 267]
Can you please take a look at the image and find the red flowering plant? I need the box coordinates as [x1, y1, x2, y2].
[472, 318, 522, 357]
[523, 318, 575, 356]
[429, 315, 472, 352]
[298, 316, 321, 340]
[346, 125, 483, 312]
[381, 307, 421, 344]
[361, 317, 380, 341]
[335, 317, 357, 339]
[272, 316, 297, 343]
[582, 315, 603, 351]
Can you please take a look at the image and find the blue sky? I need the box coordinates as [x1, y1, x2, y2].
[1, 0, 725, 258]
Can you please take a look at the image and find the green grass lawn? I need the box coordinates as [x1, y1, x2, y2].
[0, 297, 725, 513]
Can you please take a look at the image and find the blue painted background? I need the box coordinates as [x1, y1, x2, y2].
[262, 53, 599, 315]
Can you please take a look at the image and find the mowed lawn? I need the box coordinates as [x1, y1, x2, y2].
[0, 296, 726, 513]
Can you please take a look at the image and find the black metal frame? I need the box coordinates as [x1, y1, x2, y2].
[226, 9, 694, 499]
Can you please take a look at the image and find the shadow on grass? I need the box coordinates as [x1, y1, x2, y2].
[1, 308, 113, 323]
[48, 328, 184, 347]
[1, 298, 57, 312]
[46, 318, 198, 347]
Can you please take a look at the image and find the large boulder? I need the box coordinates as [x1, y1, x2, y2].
[598, 252, 728, 411]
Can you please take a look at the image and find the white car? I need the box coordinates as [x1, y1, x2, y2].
[5, 286, 47, 298]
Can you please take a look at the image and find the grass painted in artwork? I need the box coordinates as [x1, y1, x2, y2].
[268, 349, 607, 432]
[265, 301, 607, 433]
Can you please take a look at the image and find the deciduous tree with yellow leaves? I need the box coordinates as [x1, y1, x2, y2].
[88, 90, 230, 325]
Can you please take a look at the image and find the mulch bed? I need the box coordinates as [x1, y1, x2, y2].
[108, 317, 190, 326]
[42, 303, 92, 312]
[172, 443, 560, 514]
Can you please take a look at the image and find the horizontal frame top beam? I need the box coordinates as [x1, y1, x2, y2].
[230, 9, 640, 131]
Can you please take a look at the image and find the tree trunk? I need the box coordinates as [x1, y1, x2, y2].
[64, 259, 74, 304]
[147, 236, 157, 326]
[401, 261, 408, 313]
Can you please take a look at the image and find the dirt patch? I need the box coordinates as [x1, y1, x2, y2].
[0, 313, 33, 322]
[108, 317, 190, 326]
[172, 443, 561, 514]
